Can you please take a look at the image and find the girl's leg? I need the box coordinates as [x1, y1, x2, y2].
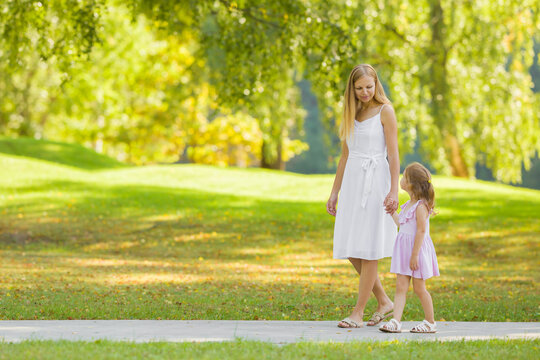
[393, 275, 411, 322]
[412, 278, 435, 323]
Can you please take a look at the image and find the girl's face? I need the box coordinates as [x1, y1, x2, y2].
[400, 173, 410, 192]
[354, 75, 376, 104]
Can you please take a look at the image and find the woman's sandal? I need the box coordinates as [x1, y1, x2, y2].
[367, 310, 393, 326]
[337, 317, 363, 328]
[410, 320, 437, 333]
[379, 318, 402, 333]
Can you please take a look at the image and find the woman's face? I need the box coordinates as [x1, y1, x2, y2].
[354, 75, 376, 104]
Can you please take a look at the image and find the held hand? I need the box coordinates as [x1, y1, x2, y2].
[409, 255, 419, 271]
[383, 192, 399, 214]
[326, 193, 338, 217]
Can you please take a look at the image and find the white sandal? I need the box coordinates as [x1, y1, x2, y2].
[379, 318, 402, 333]
[410, 319, 437, 333]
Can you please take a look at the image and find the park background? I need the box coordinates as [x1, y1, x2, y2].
[0, 0, 539, 358]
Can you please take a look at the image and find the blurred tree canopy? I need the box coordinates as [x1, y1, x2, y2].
[0, 1, 307, 166]
[1, 0, 539, 182]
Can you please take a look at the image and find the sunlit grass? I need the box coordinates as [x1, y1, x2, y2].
[0, 138, 538, 322]
[0, 339, 537, 360]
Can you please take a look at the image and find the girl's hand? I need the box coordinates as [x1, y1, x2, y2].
[409, 255, 419, 271]
[326, 193, 338, 217]
[391, 212, 399, 226]
[384, 191, 398, 214]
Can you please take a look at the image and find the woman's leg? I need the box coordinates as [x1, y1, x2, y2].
[366, 265, 394, 325]
[351, 259, 379, 317]
[355, 259, 380, 311]
[338, 258, 363, 327]
[340, 258, 393, 327]
[339, 258, 377, 326]
[393, 275, 411, 322]
[372, 275, 394, 312]
[349, 258, 392, 308]
[412, 278, 435, 323]
[349, 258, 393, 325]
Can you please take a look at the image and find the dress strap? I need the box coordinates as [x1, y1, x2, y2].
[378, 104, 386, 115]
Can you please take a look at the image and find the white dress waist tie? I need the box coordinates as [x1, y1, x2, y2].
[347, 152, 386, 208]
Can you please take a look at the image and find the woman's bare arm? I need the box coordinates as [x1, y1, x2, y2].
[326, 141, 349, 216]
[381, 105, 400, 214]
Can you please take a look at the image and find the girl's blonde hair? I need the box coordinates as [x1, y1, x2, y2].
[340, 64, 390, 141]
[404, 162, 436, 213]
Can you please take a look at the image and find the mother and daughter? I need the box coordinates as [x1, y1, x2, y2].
[326, 64, 439, 333]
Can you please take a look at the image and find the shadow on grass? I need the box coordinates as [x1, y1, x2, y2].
[1, 177, 538, 285]
[0, 137, 127, 170]
[0, 178, 334, 261]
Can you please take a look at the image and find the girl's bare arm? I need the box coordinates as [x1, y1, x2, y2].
[409, 204, 429, 270]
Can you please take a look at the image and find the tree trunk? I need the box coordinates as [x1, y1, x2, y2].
[19, 66, 38, 137]
[261, 137, 284, 170]
[177, 146, 190, 163]
[444, 133, 469, 177]
[429, 0, 469, 177]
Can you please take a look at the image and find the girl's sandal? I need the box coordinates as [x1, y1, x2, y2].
[379, 318, 402, 333]
[338, 317, 363, 328]
[367, 310, 393, 326]
[410, 320, 437, 333]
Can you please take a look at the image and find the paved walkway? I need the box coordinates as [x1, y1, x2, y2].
[0, 321, 538, 343]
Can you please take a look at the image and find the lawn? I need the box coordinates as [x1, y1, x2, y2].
[0, 339, 538, 360]
[0, 137, 538, 322]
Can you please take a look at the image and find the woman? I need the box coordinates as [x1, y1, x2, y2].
[327, 64, 399, 328]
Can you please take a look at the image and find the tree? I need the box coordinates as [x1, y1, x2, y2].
[0, 0, 103, 137]
[2, 0, 539, 181]
[170, 0, 540, 181]
[0, 0, 103, 71]
[44, 5, 206, 164]
[301, 0, 540, 182]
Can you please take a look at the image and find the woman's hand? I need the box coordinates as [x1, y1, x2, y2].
[384, 191, 398, 214]
[326, 193, 338, 216]
[409, 255, 419, 271]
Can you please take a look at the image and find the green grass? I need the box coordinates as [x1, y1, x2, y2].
[0, 137, 126, 170]
[0, 137, 538, 322]
[0, 339, 538, 359]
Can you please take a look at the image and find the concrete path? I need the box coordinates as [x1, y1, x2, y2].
[0, 321, 538, 343]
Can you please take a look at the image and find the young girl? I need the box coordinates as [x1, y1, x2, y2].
[379, 162, 440, 333]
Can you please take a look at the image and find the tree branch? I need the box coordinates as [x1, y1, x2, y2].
[382, 23, 411, 44]
[217, 0, 283, 29]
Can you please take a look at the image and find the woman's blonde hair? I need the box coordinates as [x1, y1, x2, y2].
[404, 162, 436, 213]
[340, 64, 390, 141]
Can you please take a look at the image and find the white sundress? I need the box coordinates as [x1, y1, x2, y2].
[333, 104, 397, 260]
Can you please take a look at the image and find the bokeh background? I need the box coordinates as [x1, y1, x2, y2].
[2, 0, 539, 187]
